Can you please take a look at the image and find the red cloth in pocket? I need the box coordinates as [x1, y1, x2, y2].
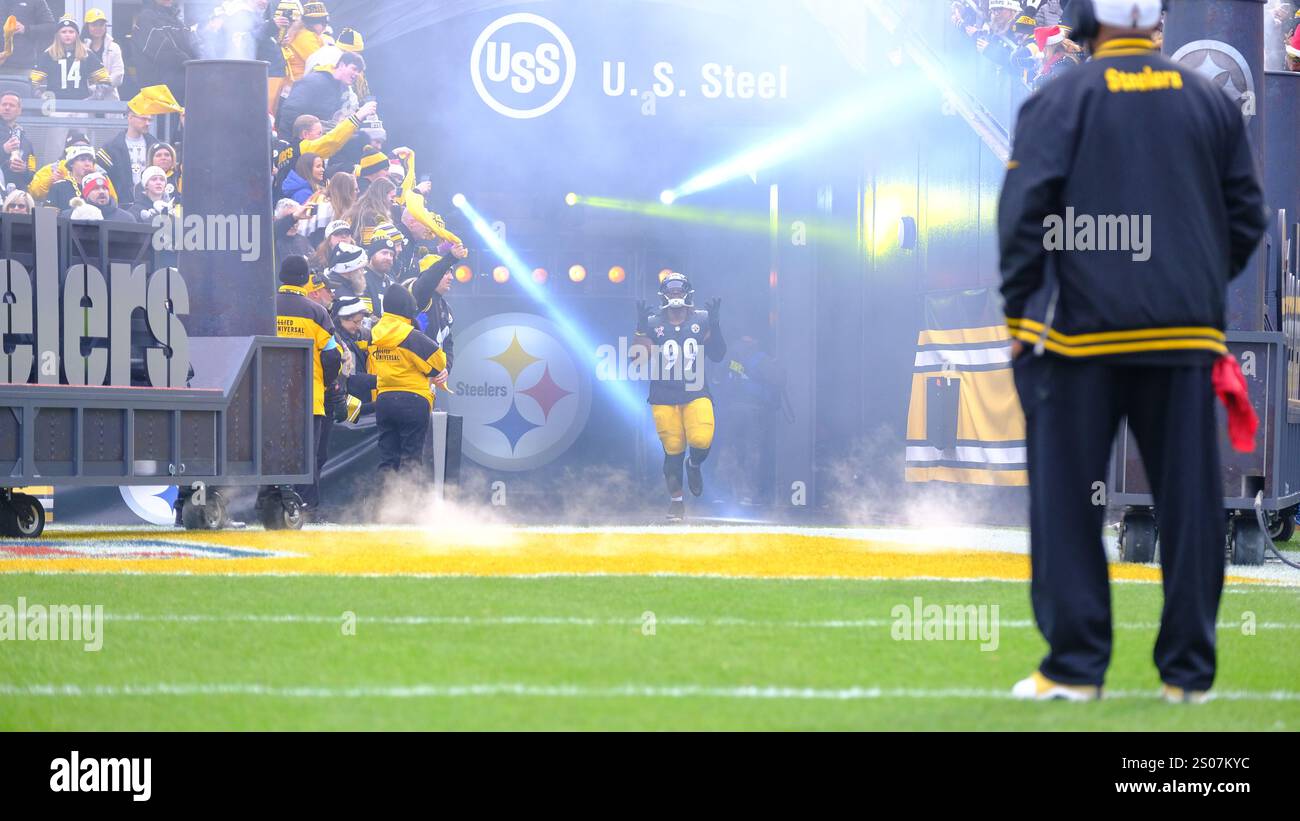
[1213, 354, 1258, 453]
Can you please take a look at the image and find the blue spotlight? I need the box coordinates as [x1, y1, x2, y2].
[453, 195, 647, 420]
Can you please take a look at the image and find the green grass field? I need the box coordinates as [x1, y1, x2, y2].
[1, 574, 1296, 730]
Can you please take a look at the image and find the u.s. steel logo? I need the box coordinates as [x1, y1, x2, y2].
[444, 313, 591, 471]
[470, 12, 577, 119]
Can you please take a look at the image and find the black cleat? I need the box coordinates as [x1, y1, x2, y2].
[667, 500, 685, 522]
[686, 459, 703, 497]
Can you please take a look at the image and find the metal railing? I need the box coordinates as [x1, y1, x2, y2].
[7, 97, 177, 175]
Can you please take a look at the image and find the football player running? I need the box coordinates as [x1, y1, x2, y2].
[633, 272, 727, 521]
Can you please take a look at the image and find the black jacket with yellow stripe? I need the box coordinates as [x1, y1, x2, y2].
[998, 37, 1268, 363]
[366, 311, 447, 409]
[276, 284, 341, 416]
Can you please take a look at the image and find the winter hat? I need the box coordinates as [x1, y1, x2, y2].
[383, 281, 417, 319]
[1034, 25, 1066, 52]
[329, 242, 368, 275]
[1092, 0, 1161, 29]
[335, 295, 368, 318]
[276, 0, 304, 21]
[366, 234, 396, 257]
[987, 0, 1021, 12]
[141, 165, 168, 187]
[325, 219, 352, 237]
[65, 144, 95, 164]
[56, 16, 79, 34]
[80, 172, 111, 200]
[370, 221, 400, 242]
[279, 254, 312, 286]
[302, 1, 329, 22]
[68, 198, 103, 221]
[336, 27, 363, 52]
[357, 146, 388, 175]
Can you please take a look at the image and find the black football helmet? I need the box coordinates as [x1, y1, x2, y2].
[658, 272, 694, 310]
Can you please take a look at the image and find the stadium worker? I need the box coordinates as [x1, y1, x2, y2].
[276, 255, 342, 514]
[633, 272, 726, 521]
[998, 0, 1268, 702]
[366, 283, 447, 473]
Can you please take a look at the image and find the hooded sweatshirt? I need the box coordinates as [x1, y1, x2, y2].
[366, 304, 446, 408]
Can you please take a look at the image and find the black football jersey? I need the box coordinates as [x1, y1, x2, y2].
[32, 51, 108, 99]
[644, 308, 712, 406]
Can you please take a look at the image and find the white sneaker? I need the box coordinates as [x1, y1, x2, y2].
[1012, 671, 1102, 702]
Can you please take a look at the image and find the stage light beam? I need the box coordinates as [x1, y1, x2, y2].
[452, 195, 646, 420]
[659, 80, 920, 204]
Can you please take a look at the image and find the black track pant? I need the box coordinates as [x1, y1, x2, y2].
[376, 391, 431, 474]
[1014, 354, 1225, 691]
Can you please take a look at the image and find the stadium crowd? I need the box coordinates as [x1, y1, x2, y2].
[0, 0, 467, 517]
[955, 0, 1300, 86]
[950, 0, 1087, 91]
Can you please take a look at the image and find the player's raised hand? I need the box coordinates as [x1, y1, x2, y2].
[705, 298, 722, 326]
[635, 300, 650, 334]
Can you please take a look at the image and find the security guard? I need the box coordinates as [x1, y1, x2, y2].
[998, 0, 1267, 702]
[633, 272, 726, 521]
[276, 255, 342, 512]
[366, 283, 448, 473]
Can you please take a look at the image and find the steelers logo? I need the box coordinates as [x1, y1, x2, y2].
[444, 313, 591, 471]
[1171, 40, 1256, 121]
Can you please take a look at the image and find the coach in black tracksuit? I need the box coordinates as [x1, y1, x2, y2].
[998, 12, 1267, 699]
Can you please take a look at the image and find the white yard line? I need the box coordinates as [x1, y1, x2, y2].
[1, 682, 1297, 702]
[93, 613, 1300, 630]
[7, 569, 1275, 586]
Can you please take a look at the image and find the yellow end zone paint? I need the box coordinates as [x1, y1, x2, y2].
[0, 527, 1265, 585]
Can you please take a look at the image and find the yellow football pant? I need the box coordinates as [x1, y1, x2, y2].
[652, 397, 715, 455]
